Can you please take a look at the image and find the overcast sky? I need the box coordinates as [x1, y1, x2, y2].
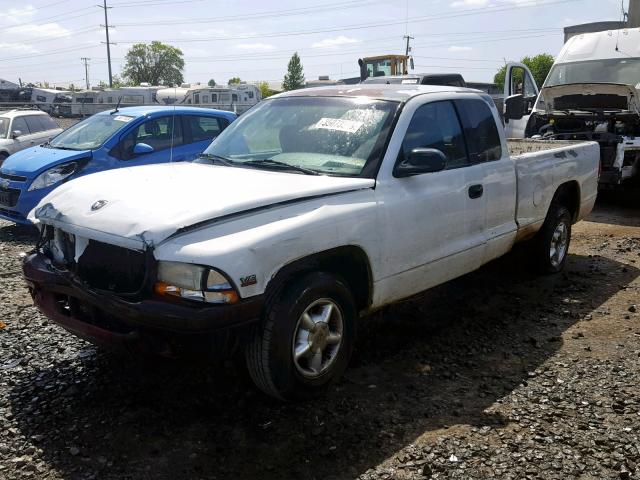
[0, 0, 627, 88]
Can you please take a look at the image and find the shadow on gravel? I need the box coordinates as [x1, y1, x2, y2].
[591, 190, 640, 227]
[8, 252, 640, 480]
[0, 222, 38, 245]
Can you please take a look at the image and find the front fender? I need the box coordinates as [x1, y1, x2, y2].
[153, 188, 379, 299]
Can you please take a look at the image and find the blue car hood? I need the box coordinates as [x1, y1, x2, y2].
[1, 146, 92, 177]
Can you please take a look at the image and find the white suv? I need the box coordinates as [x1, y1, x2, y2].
[0, 109, 63, 165]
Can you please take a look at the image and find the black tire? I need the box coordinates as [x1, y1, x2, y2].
[530, 203, 572, 274]
[0, 153, 7, 167]
[245, 271, 356, 400]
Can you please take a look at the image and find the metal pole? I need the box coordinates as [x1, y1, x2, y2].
[102, 0, 113, 87]
[629, 0, 640, 27]
[403, 35, 414, 56]
[81, 57, 90, 89]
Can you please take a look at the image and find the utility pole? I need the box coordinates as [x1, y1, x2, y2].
[81, 57, 91, 89]
[403, 35, 414, 56]
[98, 0, 114, 87]
[629, 0, 640, 27]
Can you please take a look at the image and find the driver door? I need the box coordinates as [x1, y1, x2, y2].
[503, 62, 539, 138]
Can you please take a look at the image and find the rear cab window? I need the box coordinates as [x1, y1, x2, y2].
[454, 98, 503, 162]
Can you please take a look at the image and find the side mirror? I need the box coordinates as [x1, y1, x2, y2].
[504, 94, 525, 122]
[133, 143, 154, 155]
[395, 148, 446, 177]
[11, 130, 22, 139]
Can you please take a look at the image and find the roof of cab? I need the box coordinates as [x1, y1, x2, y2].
[272, 84, 475, 103]
[94, 105, 237, 118]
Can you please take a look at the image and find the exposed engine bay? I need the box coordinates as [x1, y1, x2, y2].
[526, 84, 640, 187]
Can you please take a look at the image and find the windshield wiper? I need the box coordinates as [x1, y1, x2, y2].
[196, 153, 238, 167]
[242, 159, 321, 175]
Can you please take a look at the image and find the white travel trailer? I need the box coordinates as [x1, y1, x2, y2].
[70, 86, 162, 116]
[156, 83, 261, 114]
[30, 88, 72, 115]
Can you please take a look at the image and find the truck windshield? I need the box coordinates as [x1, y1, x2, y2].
[0, 118, 8, 139]
[48, 113, 135, 151]
[545, 58, 640, 88]
[200, 96, 398, 177]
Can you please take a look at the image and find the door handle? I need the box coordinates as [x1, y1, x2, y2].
[468, 184, 483, 199]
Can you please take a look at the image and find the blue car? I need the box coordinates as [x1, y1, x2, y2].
[0, 106, 236, 224]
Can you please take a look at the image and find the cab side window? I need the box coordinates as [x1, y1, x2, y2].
[25, 116, 44, 133]
[454, 98, 502, 162]
[399, 101, 468, 169]
[186, 116, 228, 143]
[11, 117, 29, 136]
[118, 116, 183, 160]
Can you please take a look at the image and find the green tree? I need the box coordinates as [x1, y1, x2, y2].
[283, 52, 305, 91]
[208, 78, 216, 87]
[494, 53, 554, 90]
[257, 81, 272, 99]
[122, 41, 184, 86]
[98, 75, 130, 89]
[228, 77, 241, 85]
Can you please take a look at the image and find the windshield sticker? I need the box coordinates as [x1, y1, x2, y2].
[113, 115, 134, 123]
[312, 118, 363, 134]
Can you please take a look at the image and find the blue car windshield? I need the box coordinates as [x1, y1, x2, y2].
[49, 113, 136, 150]
[0, 117, 8, 139]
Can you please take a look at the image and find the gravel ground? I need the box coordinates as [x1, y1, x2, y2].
[0, 195, 639, 480]
[54, 118, 79, 131]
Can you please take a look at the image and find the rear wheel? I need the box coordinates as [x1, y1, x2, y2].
[530, 203, 572, 274]
[245, 272, 356, 400]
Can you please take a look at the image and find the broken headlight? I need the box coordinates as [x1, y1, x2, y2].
[28, 162, 78, 191]
[155, 261, 238, 304]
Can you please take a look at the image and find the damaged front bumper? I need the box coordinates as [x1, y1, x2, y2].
[22, 252, 264, 357]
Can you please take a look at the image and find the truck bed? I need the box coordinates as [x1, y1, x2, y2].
[508, 138, 600, 241]
[508, 139, 579, 157]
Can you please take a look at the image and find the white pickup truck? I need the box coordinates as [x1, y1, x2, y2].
[23, 85, 599, 400]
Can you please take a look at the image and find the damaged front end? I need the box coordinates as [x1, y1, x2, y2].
[22, 225, 262, 357]
[526, 83, 640, 188]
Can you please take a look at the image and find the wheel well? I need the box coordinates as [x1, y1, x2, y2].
[267, 246, 373, 311]
[551, 181, 580, 223]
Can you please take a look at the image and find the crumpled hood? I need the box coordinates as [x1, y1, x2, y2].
[1, 146, 91, 177]
[538, 83, 640, 113]
[30, 162, 375, 249]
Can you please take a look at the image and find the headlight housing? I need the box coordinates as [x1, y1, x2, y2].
[28, 162, 78, 191]
[155, 261, 238, 304]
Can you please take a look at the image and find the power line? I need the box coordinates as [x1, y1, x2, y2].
[114, 0, 578, 44]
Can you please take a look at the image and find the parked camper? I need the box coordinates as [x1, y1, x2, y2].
[156, 83, 261, 114]
[70, 86, 162, 116]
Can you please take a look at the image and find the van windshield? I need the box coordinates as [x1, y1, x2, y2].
[545, 58, 640, 88]
[49, 113, 136, 151]
[200, 96, 398, 177]
[0, 118, 8, 139]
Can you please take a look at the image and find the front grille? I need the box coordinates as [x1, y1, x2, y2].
[0, 172, 27, 182]
[0, 186, 20, 207]
[76, 240, 147, 294]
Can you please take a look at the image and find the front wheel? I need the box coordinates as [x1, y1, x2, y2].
[530, 203, 572, 274]
[245, 272, 356, 400]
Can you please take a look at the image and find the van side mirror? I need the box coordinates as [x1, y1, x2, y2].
[11, 130, 22, 139]
[395, 148, 446, 177]
[504, 94, 525, 122]
[133, 143, 154, 155]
